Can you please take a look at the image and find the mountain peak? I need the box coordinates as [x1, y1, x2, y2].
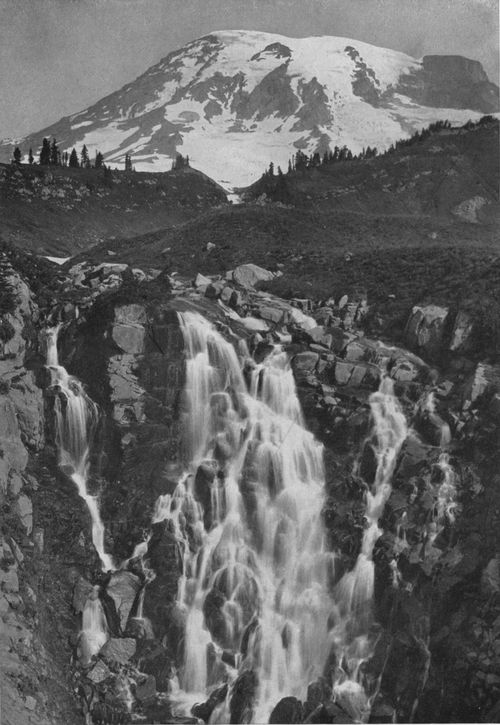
[1, 31, 497, 188]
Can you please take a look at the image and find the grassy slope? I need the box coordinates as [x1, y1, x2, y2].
[0, 164, 227, 256]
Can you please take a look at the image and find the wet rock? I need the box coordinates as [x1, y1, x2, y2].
[203, 587, 229, 648]
[269, 696, 304, 723]
[192, 683, 228, 723]
[72, 576, 95, 613]
[106, 570, 141, 632]
[195, 459, 219, 529]
[143, 521, 181, 638]
[230, 669, 258, 723]
[136, 674, 156, 704]
[305, 701, 354, 723]
[136, 641, 174, 691]
[233, 264, 274, 288]
[100, 637, 136, 665]
[307, 677, 332, 706]
[405, 305, 449, 358]
[86, 660, 112, 684]
[449, 310, 474, 352]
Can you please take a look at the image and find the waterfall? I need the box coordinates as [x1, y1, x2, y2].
[45, 327, 114, 572]
[78, 586, 109, 666]
[424, 391, 451, 447]
[331, 377, 408, 722]
[157, 311, 334, 722]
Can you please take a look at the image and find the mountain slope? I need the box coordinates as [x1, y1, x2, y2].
[1, 30, 498, 189]
[0, 164, 227, 256]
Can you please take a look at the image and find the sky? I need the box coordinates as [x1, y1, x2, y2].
[0, 0, 498, 138]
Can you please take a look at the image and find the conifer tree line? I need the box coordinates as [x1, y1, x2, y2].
[260, 116, 493, 182]
[11, 138, 111, 170]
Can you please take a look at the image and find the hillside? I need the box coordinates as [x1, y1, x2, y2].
[0, 163, 227, 257]
[1, 30, 497, 189]
[243, 117, 500, 222]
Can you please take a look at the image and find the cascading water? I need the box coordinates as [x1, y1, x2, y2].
[153, 310, 335, 722]
[330, 377, 408, 722]
[78, 586, 109, 666]
[45, 326, 114, 572]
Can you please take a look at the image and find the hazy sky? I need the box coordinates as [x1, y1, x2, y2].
[0, 0, 498, 138]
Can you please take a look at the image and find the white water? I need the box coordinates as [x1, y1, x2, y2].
[78, 585, 109, 665]
[330, 377, 408, 722]
[45, 327, 114, 571]
[424, 392, 451, 448]
[153, 310, 334, 722]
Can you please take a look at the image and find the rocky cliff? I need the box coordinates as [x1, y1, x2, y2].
[1, 247, 500, 724]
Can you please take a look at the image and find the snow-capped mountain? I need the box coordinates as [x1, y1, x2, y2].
[3, 30, 498, 189]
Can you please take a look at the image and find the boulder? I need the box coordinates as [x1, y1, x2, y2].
[240, 316, 269, 333]
[136, 674, 157, 704]
[112, 323, 145, 354]
[292, 352, 319, 376]
[405, 305, 449, 358]
[463, 363, 500, 406]
[391, 357, 421, 383]
[191, 683, 228, 723]
[15, 494, 33, 534]
[232, 264, 274, 288]
[270, 696, 304, 723]
[86, 660, 112, 684]
[257, 305, 284, 324]
[449, 310, 474, 352]
[100, 637, 137, 665]
[106, 571, 141, 631]
[115, 303, 147, 325]
[230, 670, 258, 724]
[195, 273, 212, 288]
[289, 307, 317, 332]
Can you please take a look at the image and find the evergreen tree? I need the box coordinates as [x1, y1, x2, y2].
[69, 148, 79, 168]
[287, 159, 293, 174]
[28, 148, 34, 165]
[81, 145, 89, 167]
[39, 138, 51, 165]
[13, 147, 21, 164]
[94, 151, 104, 169]
[268, 161, 274, 177]
[50, 138, 60, 165]
[172, 153, 189, 170]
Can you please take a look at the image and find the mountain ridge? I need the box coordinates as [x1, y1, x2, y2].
[1, 30, 498, 189]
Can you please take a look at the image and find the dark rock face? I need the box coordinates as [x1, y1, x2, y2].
[398, 55, 499, 113]
[269, 696, 304, 723]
